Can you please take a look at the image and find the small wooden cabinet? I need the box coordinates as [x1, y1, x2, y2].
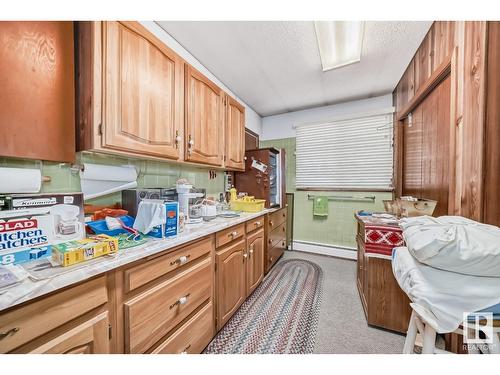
[246, 228, 265, 296]
[215, 238, 246, 330]
[184, 64, 224, 167]
[265, 208, 287, 273]
[355, 214, 412, 334]
[224, 95, 246, 170]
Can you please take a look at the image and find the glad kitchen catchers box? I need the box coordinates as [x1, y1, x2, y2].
[0, 193, 85, 265]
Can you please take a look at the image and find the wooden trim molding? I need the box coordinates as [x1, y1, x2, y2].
[397, 55, 452, 121]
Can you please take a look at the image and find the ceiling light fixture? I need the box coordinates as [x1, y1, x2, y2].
[314, 21, 364, 71]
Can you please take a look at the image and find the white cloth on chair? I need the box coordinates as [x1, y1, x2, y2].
[399, 216, 500, 277]
[392, 247, 500, 333]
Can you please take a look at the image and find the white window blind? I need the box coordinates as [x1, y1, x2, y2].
[295, 110, 394, 190]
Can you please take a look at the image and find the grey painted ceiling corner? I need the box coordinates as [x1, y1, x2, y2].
[156, 21, 432, 117]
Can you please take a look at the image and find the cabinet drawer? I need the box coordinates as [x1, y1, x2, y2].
[124, 236, 213, 293]
[245, 216, 264, 233]
[267, 245, 284, 272]
[268, 208, 286, 230]
[151, 302, 213, 354]
[0, 276, 107, 353]
[216, 223, 245, 248]
[268, 222, 286, 249]
[124, 258, 212, 353]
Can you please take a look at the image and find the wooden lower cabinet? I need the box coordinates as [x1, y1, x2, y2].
[124, 258, 212, 353]
[265, 208, 287, 274]
[151, 302, 213, 354]
[0, 213, 276, 353]
[215, 239, 246, 330]
[246, 229, 265, 296]
[27, 312, 110, 354]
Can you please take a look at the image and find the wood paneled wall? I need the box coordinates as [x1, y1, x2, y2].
[393, 21, 499, 226]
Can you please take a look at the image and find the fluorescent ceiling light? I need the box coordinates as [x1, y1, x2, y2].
[314, 21, 364, 71]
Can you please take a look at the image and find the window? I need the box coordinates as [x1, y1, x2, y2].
[295, 109, 394, 191]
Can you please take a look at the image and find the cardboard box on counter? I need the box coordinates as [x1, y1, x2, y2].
[52, 234, 118, 267]
[0, 193, 85, 265]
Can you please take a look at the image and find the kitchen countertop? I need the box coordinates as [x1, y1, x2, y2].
[0, 208, 278, 312]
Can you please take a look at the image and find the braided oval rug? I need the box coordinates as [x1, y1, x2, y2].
[204, 258, 323, 354]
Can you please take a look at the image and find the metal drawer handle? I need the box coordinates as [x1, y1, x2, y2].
[228, 231, 238, 238]
[170, 293, 191, 309]
[269, 221, 274, 226]
[0, 327, 20, 340]
[170, 254, 190, 266]
[255, 221, 261, 226]
[180, 344, 191, 354]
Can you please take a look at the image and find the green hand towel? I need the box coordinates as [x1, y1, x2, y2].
[313, 196, 328, 217]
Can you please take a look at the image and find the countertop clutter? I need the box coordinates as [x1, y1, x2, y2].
[0, 209, 278, 312]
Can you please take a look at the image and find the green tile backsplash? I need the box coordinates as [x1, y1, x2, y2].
[260, 138, 392, 249]
[0, 152, 225, 206]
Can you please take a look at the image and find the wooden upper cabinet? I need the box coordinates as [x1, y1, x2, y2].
[414, 29, 434, 93]
[184, 64, 224, 166]
[403, 59, 415, 102]
[433, 21, 455, 70]
[224, 95, 246, 170]
[102, 21, 183, 159]
[0, 21, 75, 162]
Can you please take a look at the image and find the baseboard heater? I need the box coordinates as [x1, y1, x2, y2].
[291, 240, 357, 260]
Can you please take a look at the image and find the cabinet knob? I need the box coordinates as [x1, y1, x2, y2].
[269, 220, 274, 226]
[170, 254, 190, 266]
[175, 130, 181, 149]
[243, 253, 248, 258]
[229, 231, 238, 238]
[170, 293, 191, 309]
[0, 327, 19, 341]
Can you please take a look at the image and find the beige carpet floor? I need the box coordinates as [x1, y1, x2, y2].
[282, 250, 406, 354]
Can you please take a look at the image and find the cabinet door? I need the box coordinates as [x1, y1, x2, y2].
[225, 95, 246, 170]
[102, 21, 183, 159]
[0, 22, 75, 162]
[28, 312, 109, 354]
[216, 239, 246, 330]
[246, 229, 264, 296]
[184, 64, 224, 166]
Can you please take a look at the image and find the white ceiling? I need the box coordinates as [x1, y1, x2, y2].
[156, 21, 432, 117]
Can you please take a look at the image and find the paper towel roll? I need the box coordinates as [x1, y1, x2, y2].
[80, 163, 138, 200]
[80, 163, 137, 182]
[0, 167, 42, 193]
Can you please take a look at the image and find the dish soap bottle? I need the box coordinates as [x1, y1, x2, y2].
[229, 186, 237, 203]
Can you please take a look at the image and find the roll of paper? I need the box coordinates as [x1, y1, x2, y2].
[0, 167, 42, 193]
[80, 163, 137, 182]
[80, 163, 138, 200]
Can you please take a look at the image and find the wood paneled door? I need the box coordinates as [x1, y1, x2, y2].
[246, 229, 264, 296]
[102, 21, 183, 160]
[403, 75, 451, 216]
[184, 64, 224, 167]
[0, 21, 75, 162]
[224, 95, 246, 170]
[215, 239, 246, 330]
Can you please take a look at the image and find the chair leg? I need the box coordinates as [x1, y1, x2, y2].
[403, 310, 418, 354]
[422, 323, 437, 354]
[486, 331, 500, 354]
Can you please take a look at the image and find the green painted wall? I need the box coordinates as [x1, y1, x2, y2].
[260, 138, 392, 249]
[0, 152, 224, 206]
